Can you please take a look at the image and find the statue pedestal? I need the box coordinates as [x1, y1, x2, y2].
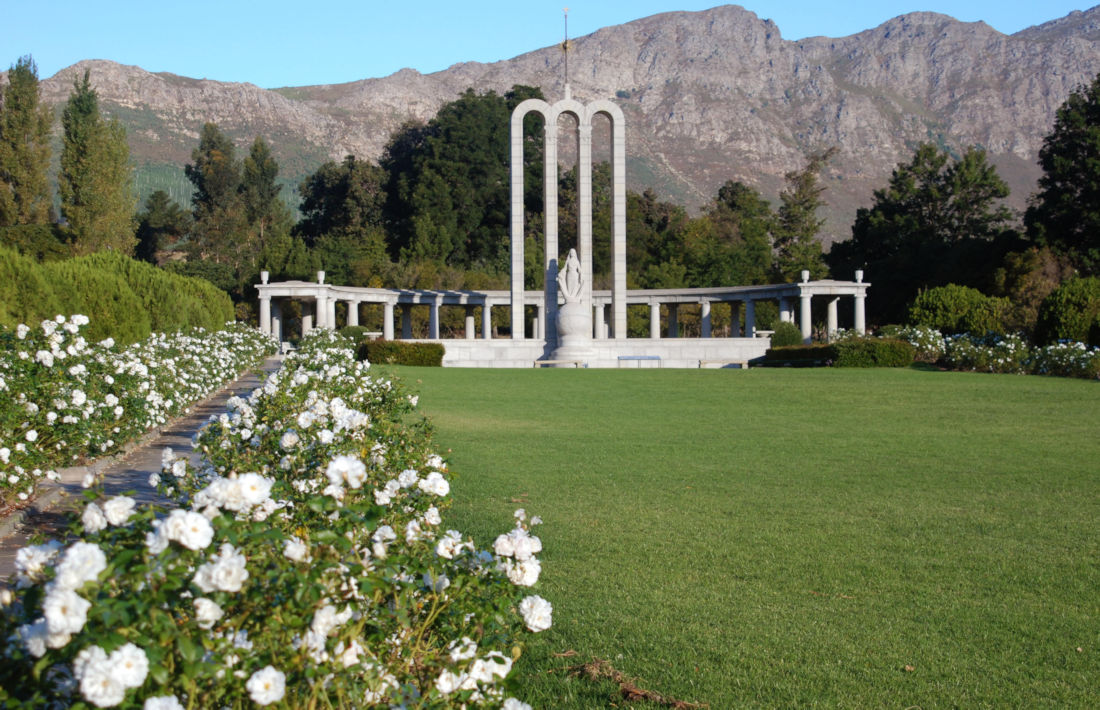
[550, 301, 594, 364]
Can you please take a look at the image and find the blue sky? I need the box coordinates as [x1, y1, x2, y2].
[2, 1, 1094, 88]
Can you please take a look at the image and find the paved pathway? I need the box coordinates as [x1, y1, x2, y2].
[0, 356, 283, 581]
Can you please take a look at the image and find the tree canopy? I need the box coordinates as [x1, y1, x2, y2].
[1025, 72, 1100, 275]
[0, 56, 53, 227]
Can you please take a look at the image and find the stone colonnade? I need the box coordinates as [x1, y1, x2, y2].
[256, 271, 869, 345]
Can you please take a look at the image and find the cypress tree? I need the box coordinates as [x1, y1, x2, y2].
[60, 70, 137, 255]
[0, 56, 53, 227]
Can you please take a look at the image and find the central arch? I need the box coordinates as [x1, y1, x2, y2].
[509, 97, 626, 343]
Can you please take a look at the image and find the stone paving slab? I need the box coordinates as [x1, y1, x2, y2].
[0, 356, 283, 581]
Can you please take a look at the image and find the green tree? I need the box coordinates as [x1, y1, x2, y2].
[381, 85, 544, 268]
[241, 136, 291, 245]
[0, 56, 53, 226]
[135, 190, 191, 262]
[1025, 72, 1100, 274]
[60, 70, 137, 255]
[185, 122, 246, 263]
[773, 148, 837, 281]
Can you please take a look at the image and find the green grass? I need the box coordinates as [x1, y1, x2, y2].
[393, 366, 1100, 708]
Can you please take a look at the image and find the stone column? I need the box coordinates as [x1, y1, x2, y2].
[259, 296, 271, 335]
[543, 123, 559, 347]
[701, 301, 712, 338]
[649, 302, 661, 339]
[327, 297, 336, 331]
[401, 305, 412, 339]
[270, 301, 282, 343]
[730, 301, 740, 337]
[610, 111, 627, 339]
[800, 292, 813, 344]
[745, 300, 756, 338]
[383, 301, 395, 341]
[429, 297, 441, 339]
[668, 304, 679, 337]
[854, 292, 867, 335]
[347, 301, 359, 327]
[535, 303, 545, 340]
[827, 297, 839, 340]
[577, 123, 593, 309]
[593, 303, 606, 339]
[302, 302, 314, 335]
[464, 306, 476, 340]
[779, 298, 793, 323]
[509, 105, 527, 341]
[482, 303, 492, 339]
[314, 295, 326, 329]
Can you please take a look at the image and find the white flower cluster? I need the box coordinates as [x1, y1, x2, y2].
[1, 330, 548, 708]
[0, 317, 276, 503]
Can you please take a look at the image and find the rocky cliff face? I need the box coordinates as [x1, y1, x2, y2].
[18, 4, 1100, 243]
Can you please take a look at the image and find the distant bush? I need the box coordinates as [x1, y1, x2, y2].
[833, 337, 915, 367]
[770, 321, 804, 347]
[0, 246, 63, 327]
[339, 325, 378, 342]
[1033, 277, 1100, 345]
[40, 259, 152, 344]
[0, 224, 69, 261]
[908, 284, 1009, 335]
[943, 333, 1031, 374]
[361, 340, 445, 366]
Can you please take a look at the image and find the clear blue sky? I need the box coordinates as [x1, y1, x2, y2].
[2, 1, 1094, 88]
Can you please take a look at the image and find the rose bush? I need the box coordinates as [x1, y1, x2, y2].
[0, 317, 276, 506]
[0, 330, 547, 708]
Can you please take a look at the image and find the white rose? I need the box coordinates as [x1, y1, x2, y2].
[503, 699, 533, 710]
[418, 471, 449, 496]
[326, 455, 367, 489]
[519, 595, 553, 632]
[144, 696, 186, 710]
[193, 597, 224, 629]
[238, 472, 274, 507]
[246, 666, 286, 705]
[283, 537, 311, 563]
[505, 557, 541, 587]
[43, 587, 90, 636]
[193, 543, 249, 593]
[82, 503, 108, 534]
[102, 496, 135, 526]
[109, 642, 149, 688]
[54, 541, 106, 591]
[397, 468, 419, 488]
[164, 510, 214, 551]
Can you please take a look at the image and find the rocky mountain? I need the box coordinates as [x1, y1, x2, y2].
[16, 4, 1100, 244]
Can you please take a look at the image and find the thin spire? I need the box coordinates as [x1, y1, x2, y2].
[562, 7, 571, 100]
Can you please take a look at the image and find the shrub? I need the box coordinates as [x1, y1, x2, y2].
[760, 344, 835, 366]
[339, 325, 376, 342]
[362, 340, 445, 366]
[769, 321, 804, 347]
[908, 284, 1009, 335]
[0, 246, 63, 328]
[1033, 277, 1100, 345]
[881, 324, 946, 362]
[943, 333, 1031, 374]
[40, 259, 152, 344]
[833, 337, 915, 367]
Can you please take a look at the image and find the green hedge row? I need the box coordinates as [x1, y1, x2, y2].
[763, 338, 915, 368]
[0, 247, 234, 344]
[358, 340, 445, 366]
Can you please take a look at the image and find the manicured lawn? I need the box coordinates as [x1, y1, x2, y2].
[394, 366, 1100, 708]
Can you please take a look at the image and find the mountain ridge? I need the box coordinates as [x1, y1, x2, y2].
[9, 4, 1100, 243]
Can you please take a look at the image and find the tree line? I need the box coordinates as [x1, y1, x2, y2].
[2, 52, 1098, 336]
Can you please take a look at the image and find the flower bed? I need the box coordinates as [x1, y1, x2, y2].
[0, 317, 277, 506]
[889, 328, 1100, 378]
[0, 330, 547, 708]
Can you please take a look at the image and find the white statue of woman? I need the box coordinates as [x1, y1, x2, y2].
[557, 248, 583, 303]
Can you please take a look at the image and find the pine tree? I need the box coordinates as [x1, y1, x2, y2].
[0, 56, 53, 226]
[60, 70, 137, 255]
[185, 122, 246, 263]
[135, 190, 190, 262]
[773, 148, 837, 281]
[241, 136, 291, 245]
[1026, 72, 1100, 274]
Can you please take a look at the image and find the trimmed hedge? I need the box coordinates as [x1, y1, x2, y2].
[832, 337, 915, 367]
[0, 247, 235, 344]
[1033, 277, 1100, 345]
[763, 338, 915, 368]
[360, 339, 445, 366]
[760, 344, 835, 366]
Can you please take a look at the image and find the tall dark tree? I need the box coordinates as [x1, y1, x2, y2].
[381, 85, 544, 268]
[60, 70, 136, 255]
[0, 56, 53, 226]
[829, 142, 1016, 323]
[1025, 72, 1100, 274]
[185, 122, 246, 263]
[773, 148, 837, 281]
[135, 190, 190, 262]
[241, 136, 290, 244]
